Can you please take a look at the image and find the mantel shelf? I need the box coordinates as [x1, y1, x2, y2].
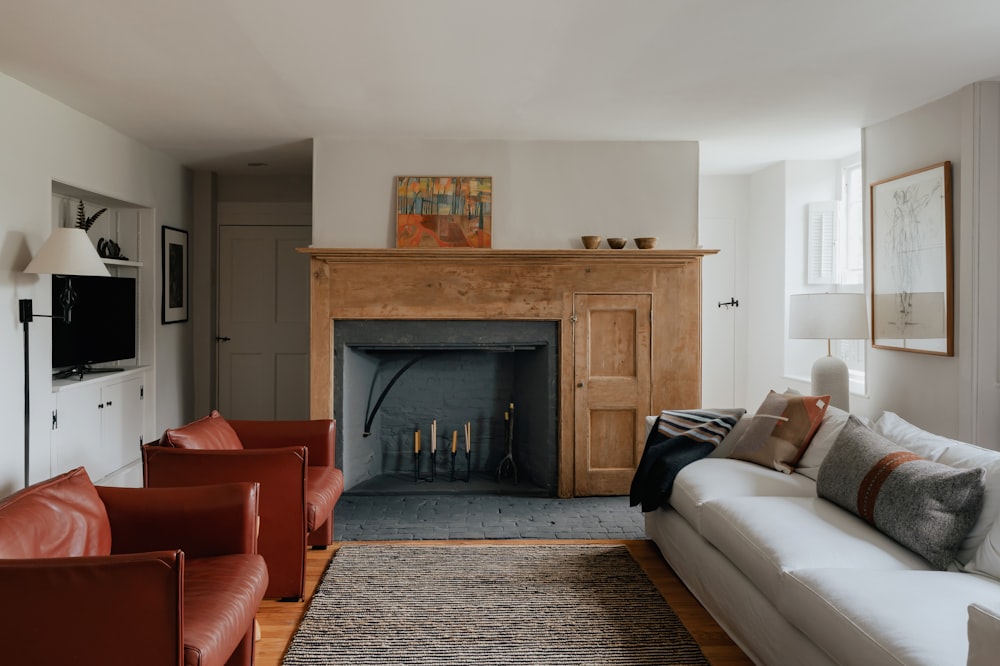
[298, 247, 718, 265]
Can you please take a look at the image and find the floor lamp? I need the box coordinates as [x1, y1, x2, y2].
[20, 228, 109, 487]
[788, 292, 869, 412]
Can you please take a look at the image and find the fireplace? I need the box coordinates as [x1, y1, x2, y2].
[335, 320, 558, 495]
[301, 248, 711, 497]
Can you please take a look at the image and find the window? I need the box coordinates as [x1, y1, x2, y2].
[835, 161, 866, 393]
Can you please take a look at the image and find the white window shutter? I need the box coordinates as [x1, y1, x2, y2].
[807, 201, 842, 284]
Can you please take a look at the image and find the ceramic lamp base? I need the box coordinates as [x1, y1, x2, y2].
[812, 354, 849, 411]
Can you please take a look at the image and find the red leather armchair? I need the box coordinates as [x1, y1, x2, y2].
[0, 467, 268, 666]
[143, 410, 345, 599]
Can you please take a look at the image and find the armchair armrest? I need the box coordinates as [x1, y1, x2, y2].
[0, 550, 184, 665]
[229, 418, 336, 467]
[97, 482, 260, 558]
[142, 445, 308, 598]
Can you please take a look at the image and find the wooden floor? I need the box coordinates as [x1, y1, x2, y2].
[255, 539, 752, 666]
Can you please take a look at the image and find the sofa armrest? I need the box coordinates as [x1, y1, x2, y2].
[0, 550, 184, 665]
[229, 418, 336, 467]
[97, 482, 260, 558]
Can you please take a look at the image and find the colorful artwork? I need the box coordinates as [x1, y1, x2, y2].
[396, 177, 492, 248]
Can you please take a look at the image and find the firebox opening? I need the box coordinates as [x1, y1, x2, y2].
[334, 320, 559, 496]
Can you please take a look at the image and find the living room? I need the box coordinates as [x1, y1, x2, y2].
[2, 3, 1000, 662]
[3, 3, 1000, 496]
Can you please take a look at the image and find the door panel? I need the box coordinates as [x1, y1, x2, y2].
[574, 293, 651, 495]
[218, 226, 311, 420]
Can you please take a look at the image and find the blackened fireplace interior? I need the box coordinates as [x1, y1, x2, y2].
[334, 320, 558, 496]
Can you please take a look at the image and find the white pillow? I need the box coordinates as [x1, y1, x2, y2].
[796, 405, 850, 481]
[968, 603, 1000, 666]
[874, 411, 955, 461]
[875, 411, 1000, 568]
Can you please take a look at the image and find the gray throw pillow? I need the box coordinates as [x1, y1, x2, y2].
[817, 416, 986, 569]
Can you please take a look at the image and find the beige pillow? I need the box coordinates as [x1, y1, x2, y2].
[728, 391, 829, 473]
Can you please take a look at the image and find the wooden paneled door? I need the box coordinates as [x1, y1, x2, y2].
[218, 225, 311, 420]
[573, 293, 652, 495]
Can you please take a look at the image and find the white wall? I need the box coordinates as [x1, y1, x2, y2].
[311, 139, 699, 249]
[744, 164, 788, 404]
[0, 72, 191, 495]
[862, 90, 966, 439]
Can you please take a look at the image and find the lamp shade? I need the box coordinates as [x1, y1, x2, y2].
[24, 228, 110, 277]
[789, 293, 869, 341]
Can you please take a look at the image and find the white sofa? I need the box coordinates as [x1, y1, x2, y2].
[643, 408, 1000, 665]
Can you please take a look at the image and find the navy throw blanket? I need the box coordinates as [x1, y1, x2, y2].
[629, 410, 739, 512]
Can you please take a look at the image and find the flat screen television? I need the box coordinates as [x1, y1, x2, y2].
[52, 275, 137, 375]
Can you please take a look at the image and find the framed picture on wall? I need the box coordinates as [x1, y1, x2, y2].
[870, 161, 953, 355]
[161, 225, 188, 324]
[395, 176, 492, 247]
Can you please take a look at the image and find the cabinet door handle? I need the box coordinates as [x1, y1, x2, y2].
[216, 336, 231, 342]
[106, 401, 112, 407]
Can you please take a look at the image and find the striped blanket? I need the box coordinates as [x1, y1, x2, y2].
[629, 409, 741, 512]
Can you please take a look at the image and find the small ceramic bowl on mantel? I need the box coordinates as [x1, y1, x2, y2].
[634, 237, 658, 249]
[581, 235, 602, 249]
[606, 237, 627, 249]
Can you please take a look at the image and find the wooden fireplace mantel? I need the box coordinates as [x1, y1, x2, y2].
[300, 247, 717, 497]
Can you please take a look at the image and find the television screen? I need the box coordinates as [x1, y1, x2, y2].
[52, 275, 137, 371]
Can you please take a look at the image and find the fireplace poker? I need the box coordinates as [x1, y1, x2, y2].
[496, 402, 518, 484]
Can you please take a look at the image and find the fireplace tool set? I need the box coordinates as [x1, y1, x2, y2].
[496, 402, 518, 484]
[413, 420, 472, 483]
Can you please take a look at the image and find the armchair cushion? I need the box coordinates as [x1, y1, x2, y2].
[184, 554, 269, 666]
[161, 410, 243, 450]
[0, 467, 111, 558]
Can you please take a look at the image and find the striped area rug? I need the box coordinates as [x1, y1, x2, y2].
[282, 544, 709, 665]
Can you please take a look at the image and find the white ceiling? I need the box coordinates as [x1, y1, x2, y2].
[3, 0, 1000, 175]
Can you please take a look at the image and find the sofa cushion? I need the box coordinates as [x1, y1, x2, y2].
[875, 411, 1000, 569]
[0, 467, 112, 558]
[306, 466, 344, 532]
[699, 496, 932, 607]
[968, 602, 1000, 666]
[780, 568, 1000, 666]
[183, 553, 268, 666]
[669, 458, 816, 532]
[728, 391, 829, 473]
[817, 416, 985, 569]
[161, 410, 243, 451]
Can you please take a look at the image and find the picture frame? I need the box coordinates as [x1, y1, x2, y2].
[395, 176, 492, 247]
[161, 225, 189, 324]
[870, 161, 953, 355]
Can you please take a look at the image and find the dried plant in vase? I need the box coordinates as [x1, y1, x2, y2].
[75, 200, 107, 231]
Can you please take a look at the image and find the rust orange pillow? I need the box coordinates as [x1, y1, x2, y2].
[729, 391, 829, 473]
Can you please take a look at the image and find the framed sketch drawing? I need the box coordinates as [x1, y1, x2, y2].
[161, 225, 189, 324]
[870, 161, 953, 355]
